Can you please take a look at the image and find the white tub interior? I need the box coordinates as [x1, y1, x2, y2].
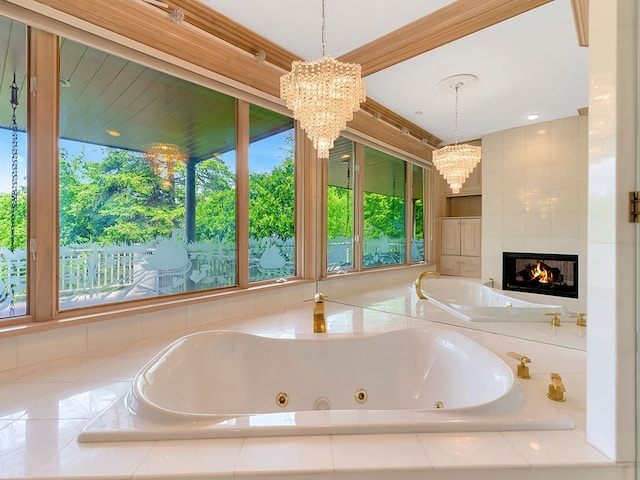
[79, 328, 574, 441]
[417, 276, 569, 321]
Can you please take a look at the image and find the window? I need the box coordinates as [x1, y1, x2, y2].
[362, 146, 406, 268]
[248, 104, 295, 282]
[0, 16, 27, 319]
[58, 38, 238, 309]
[411, 164, 425, 262]
[326, 137, 355, 272]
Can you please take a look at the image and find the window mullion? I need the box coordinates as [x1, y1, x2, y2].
[27, 28, 60, 322]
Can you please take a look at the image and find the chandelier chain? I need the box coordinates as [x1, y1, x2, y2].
[321, 0, 326, 57]
[10, 74, 19, 254]
[453, 83, 460, 144]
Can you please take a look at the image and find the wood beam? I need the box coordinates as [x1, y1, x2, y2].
[339, 0, 554, 77]
[570, 0, 589, 47]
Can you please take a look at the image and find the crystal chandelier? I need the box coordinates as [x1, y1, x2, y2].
[280, 0, 366, 159]
[432, 75, 481, 194]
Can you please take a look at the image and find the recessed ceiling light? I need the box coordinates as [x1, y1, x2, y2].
[106, 130, 121, 137]
[527, 113, 539, 120]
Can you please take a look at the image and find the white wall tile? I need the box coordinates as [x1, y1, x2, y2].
[87, 314, 143, 351]
[551, 116, 580, 141]
[17, 325, 87, 367]
[141, 306, 187, 338]
[0, 336, 17, 372]
[186, 299, 224, 327]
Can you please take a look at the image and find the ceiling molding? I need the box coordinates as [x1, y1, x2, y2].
[338, 0, 554, 76]
[578, 107, 588, 116]
[570, 0, 589, 47]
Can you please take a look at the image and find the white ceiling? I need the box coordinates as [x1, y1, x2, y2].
[198, 0, 588, 146]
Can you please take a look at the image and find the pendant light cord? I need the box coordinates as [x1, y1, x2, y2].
[321, 0, 326, 57]
[453, 83, 460, 145]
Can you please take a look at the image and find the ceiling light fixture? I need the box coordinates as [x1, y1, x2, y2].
[280, 0, 366, 159]
[432, 74, 481, 194]
[527, 113, 539, 120]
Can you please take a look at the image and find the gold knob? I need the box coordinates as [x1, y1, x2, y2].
[547, 373, 566, 402]
[545, 312, 562, 326]
[576, 313, 587, 327]
[507, 351, 531, 379]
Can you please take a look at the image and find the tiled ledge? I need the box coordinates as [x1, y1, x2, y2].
[0, 269, 628, 480]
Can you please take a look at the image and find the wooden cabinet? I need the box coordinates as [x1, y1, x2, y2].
[440, 217, 481, 277]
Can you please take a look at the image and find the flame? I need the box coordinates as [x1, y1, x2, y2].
[531, 261, 553, 284]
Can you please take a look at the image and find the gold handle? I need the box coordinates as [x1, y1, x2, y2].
[545, 312, 562, 326]
[507, 351, 531, 379]
[547, 372, 566, 402]
[576, 313, 587, 327]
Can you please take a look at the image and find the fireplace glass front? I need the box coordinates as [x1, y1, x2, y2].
[502, 252, 578, 298]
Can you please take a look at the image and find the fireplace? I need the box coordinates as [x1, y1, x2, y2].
[502, 252, 578, 298]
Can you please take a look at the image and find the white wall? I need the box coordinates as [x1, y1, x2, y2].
[481, 116, 588, 313]
[586, 0, 637, 463]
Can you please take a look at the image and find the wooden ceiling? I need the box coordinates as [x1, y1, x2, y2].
[0, 18, 292, 161]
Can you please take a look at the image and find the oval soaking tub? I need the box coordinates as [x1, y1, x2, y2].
[415, 276, 569, 321]
[78, 328, 574, 441]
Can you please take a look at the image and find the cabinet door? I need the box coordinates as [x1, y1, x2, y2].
[441, 218, 461, 255]
[460, 218, 481, 257]
[439, 255, 460, 276]
[459, 256, 481, 278]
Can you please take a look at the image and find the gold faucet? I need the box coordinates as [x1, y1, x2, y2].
[414, 270, 440, 299]
[545, 312, 562, 326]
[313, 293, 326, 333]
[547, 372, 566, 402]
[576, 313, 587, 327]
[507, 351, 531, 379]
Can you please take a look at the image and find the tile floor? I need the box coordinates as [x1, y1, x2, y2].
[0, 289, 629, 480]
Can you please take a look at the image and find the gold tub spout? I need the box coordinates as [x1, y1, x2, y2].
[547, 372, 566, 402]
[313, 293, 326, 333]
[414, 271, 440, 299]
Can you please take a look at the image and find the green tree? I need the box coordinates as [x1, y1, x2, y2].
[0, 187, 27, 250]
[249, 157, 295, 240]
[326, 186, 353, 240]
[363, 192, 405, 239]
[59, 147, 183, 245]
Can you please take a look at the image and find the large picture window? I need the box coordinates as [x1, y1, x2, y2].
[0, 17, 27, 320]
[326, 137, 355, 272]
[362, 146, 406, 268]
[248, 104, 295, 282]
[58, 38, 238, 309]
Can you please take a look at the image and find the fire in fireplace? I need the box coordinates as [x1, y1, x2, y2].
[502, 252, 578, 298]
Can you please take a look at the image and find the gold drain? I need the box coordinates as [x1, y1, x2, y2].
[355, 388, 368, 404]
[433, 401, 444, 409]
[276, 392, 289, 407]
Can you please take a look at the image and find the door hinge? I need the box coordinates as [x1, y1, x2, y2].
[629, 192, 640, 223]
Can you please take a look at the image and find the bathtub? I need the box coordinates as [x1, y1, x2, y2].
[415, 276, 569, 321]
[78, 328, 573, 442]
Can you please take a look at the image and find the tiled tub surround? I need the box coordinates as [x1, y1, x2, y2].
[0, 277, 627, 479]
[79, 328, 573, 442]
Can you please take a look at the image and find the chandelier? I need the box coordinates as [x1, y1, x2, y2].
[280, 0, 366, 159]
[432, 74, 481, 194]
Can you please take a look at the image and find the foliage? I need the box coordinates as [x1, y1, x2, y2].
[249, 158, 294, 240]
[0, 187, 27, 250]
[363, 192, 405, 239]
[327, 186, 353, 239]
